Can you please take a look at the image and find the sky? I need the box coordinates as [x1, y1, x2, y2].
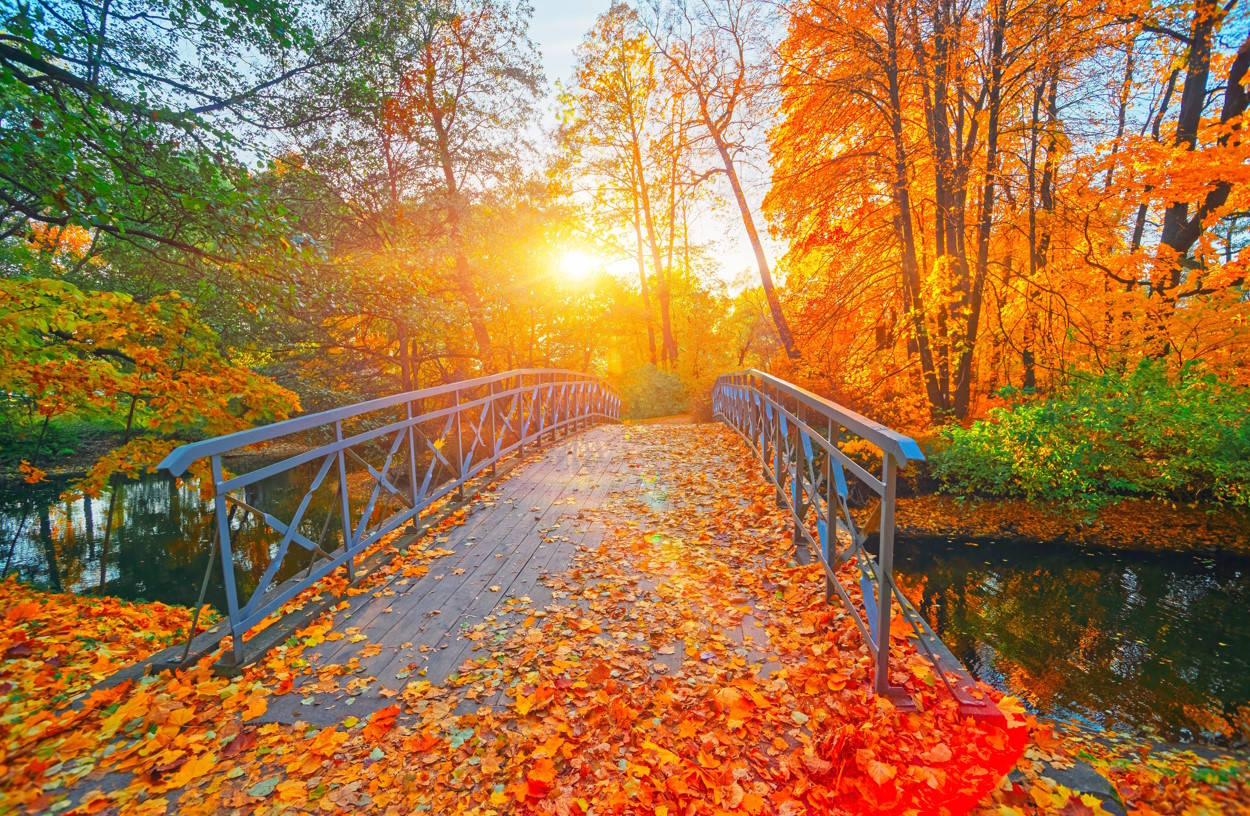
[529, 1, 610, 95]
[526, 0, 776, 289]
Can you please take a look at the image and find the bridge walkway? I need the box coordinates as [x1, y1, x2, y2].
[258, 423, 779, 727]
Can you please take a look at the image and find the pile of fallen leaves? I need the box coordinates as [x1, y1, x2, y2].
[1, 423, 1246, 815]
[0, 578, 206, 723]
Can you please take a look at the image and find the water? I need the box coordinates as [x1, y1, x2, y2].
[895, 536, 1250, 746]
[0, 464, 354, 612]
[3, 476, 1248, 745]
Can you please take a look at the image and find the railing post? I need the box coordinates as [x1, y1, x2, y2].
[455, 389, 465, 500]
[489, 381, 498, 477]
[874, 452, 898, 696]
[791, 408, 803, 555]
[406, 400, 419, 507]
[519, 374, 526, 459]
[772, 392, 784, 508]
[825, 417, 838, 602]
[211, 455, 245, 665]
[335, 421, 354, 582]
[537, 375, 545, 451]
[759, 390, 769, 481]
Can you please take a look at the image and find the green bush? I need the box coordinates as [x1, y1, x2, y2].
[621, 365, 687, 420]
[929, 361, 1250, 507]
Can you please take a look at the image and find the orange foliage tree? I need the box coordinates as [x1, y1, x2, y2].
[767, 0, 1249, 427]
[0, 277, 298, 489]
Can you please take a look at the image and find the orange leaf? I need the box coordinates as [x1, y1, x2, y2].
[363, 704, 401, 741]
[867, 759, 896, 785]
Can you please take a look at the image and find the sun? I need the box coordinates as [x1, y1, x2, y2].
[558, 249, 599, 283]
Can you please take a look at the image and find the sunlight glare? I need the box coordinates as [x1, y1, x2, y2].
[559, 249, 599, 283]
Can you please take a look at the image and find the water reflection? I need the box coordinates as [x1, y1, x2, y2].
[0, 463, 367, 611]
[896, 537, 1250, 745]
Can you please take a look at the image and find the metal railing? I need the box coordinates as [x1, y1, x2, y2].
[160, 369, 619, 664]
[713, 369, 978, 707]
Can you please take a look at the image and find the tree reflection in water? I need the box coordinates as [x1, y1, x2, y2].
[0, 462, 366, 613]
[895, 537, 1250, 746]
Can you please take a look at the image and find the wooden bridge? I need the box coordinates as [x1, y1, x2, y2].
[157, 369, 999, 726]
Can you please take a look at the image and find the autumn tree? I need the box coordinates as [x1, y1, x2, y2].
[1144, 0, 1249, 294]
[643, 0, 801, 360]
[393, 0, 545, 372]
[561, 1, 677, 367]
[0, 0, 325, 271]
[764, 0, 1250, 425]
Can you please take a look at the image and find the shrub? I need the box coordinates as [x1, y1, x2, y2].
[928, 361, 1250, 507]
[621, 365, 687, 420]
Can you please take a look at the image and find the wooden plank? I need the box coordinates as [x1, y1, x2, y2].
[271, 428, 644, 724]
[368, 435, 618, 684]
[312, 447, 567, 659]
[418, 442, 625, 683]
[308, 446, 573, 670]
[323, 433, 611, 685]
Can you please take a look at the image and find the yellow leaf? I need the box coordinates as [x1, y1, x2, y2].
[242, 697, 268, 721]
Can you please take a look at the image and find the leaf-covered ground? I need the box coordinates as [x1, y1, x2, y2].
[1, 423, 1246, 815]
[0, 578, 211, 726]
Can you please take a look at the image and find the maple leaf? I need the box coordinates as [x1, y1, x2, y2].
[5, 601, 42, 623]
[526, 757, 557, 798]
[363, 704, 401, 741]
[587, 662, 611, 684]
[241, 696, 268, 721]
[223, 729, 258, 757]
[714, 685, 756, 726]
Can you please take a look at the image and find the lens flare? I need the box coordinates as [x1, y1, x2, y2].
[559, 249, 598, 282]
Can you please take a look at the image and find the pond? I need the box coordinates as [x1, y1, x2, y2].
[895, 536, 1250, 747]
[0, 465, 358, 614]
[3, 475, 1248, 747]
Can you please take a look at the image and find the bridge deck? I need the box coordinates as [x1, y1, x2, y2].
[264, 423, 778, 727]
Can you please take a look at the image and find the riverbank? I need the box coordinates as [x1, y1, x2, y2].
[898, 494, 1250, 558]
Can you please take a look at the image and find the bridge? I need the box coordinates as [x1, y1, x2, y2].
[156, 368, 1000, 725]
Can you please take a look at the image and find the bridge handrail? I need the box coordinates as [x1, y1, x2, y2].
[712, 370, 987, 711]
[159, 368, 609, 477]
[713, 370, 924, 467]
[160, 368, 619, 665]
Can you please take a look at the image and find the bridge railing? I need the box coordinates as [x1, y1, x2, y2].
[160, 369, 619, 664]
[712, 369, 952, 703]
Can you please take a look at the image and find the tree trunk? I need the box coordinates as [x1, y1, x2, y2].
[1157, 0, 1218, 290]
[885, 0, 947, 418]
[631, 140, 678, 366]
[1023, 69, 1059, 390]
[1131, 68, 1179, 253]
[704, 118, 799, 360]
[1104, 33, 1136, 190]
[632, 195, 659, 366]
[1158, 26, 1250, 287]
[952, 0, 1005, 419]
[428, 102, 494, 370]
